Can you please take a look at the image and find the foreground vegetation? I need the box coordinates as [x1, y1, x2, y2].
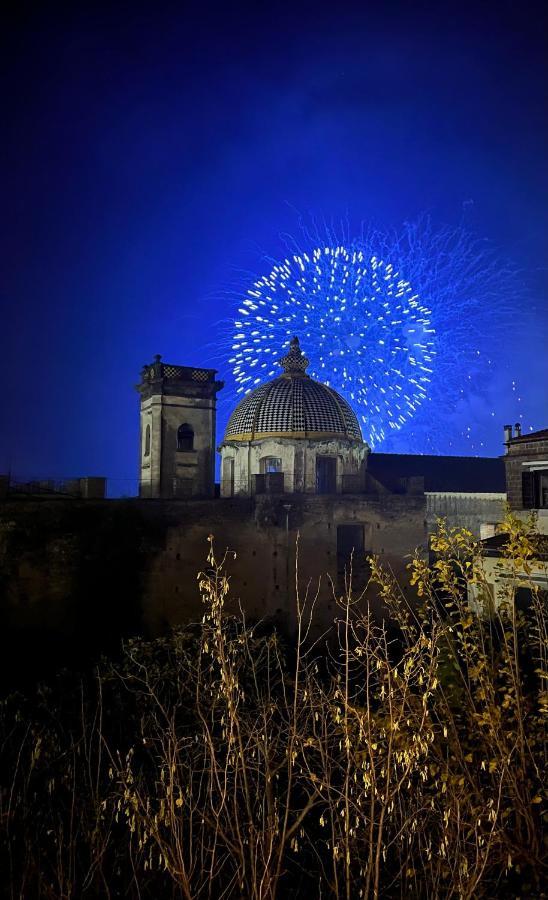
[1, 514, 546, 898]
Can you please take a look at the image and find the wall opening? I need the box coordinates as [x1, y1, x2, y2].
[177, 424, 194, 452]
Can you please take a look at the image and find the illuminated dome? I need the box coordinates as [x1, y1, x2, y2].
[224, 337, 362, 442]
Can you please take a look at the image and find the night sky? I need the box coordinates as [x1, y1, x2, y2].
[2, 1, 547, 494]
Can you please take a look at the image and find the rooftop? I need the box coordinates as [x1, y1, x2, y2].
[509, 428, 548, 444]
[367, 453, 506, 493]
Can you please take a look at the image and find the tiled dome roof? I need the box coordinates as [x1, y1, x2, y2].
[224, 338, 363, 442]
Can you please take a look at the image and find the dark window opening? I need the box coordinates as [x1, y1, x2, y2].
[144, 424, 151, 457]
[515, 587, 533, 612]
[316, 456, 337, 494]
[177, 423, 194, 452]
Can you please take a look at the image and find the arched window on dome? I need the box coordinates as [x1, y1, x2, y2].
[144, 424, 151, 457]
[177, 423, 194, 452]
[260, 457, 282, 473]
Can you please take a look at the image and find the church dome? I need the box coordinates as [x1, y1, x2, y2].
[224, 338, 363, 442]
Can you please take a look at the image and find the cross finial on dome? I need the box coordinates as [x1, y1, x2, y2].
[279, 336, 310, 376]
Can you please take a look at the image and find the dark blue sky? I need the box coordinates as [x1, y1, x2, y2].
[2, 1, 547, 492]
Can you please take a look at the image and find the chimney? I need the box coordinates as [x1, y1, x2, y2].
[503, 424, 512, 451]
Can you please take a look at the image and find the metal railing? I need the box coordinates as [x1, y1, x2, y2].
[220, 472, 368, 496]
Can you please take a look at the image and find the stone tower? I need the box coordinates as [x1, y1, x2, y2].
[137, 355, 223, 498]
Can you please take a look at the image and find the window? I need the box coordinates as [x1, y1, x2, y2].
[522, 469, 548, 509]
[177, 423, 194, 452]
[261, 457, 282, 473]
[144, 424, 151, 457]
[536, 471, 548, 508]
[514, 586, 534, 612]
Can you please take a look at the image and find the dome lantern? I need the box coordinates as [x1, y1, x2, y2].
[279, 336, 310, 377]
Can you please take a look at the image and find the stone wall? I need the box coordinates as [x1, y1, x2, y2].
[0, 493, 427, 682]
[141, 492, 427, 636]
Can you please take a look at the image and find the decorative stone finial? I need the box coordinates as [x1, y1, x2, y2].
[279, 336, 310, 376]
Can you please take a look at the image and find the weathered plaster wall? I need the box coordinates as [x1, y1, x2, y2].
[220, 437, 368, 497]
[426, 493, 507, 538]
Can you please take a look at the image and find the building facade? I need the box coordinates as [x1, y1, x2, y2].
[468, 426, 548, 615]
[504, 425, 548, 532]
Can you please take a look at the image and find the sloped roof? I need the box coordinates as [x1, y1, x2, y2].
[509, 428, 548, 443]
[367, 453, 506, 493]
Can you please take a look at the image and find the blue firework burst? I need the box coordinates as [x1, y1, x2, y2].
[221, 217, 522, 453]
[229, 247, 435, 447]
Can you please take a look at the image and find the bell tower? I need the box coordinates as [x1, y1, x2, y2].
[137, 355, 224, 498]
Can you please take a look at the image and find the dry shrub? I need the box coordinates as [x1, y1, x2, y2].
[1, 514, 546, 898]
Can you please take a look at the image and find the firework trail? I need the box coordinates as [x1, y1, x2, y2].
[219, 216, 523, 453]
